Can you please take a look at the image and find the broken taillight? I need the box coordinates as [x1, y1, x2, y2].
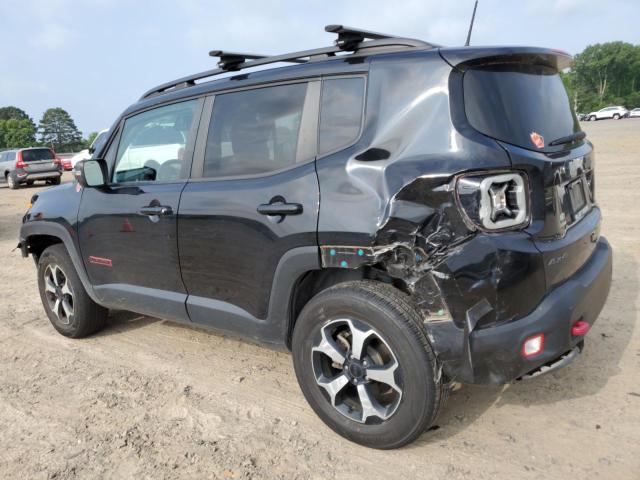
[456, 171, 530, 231]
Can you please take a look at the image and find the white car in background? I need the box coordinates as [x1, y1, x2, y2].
[630, 108, 640, 118]
[70, 129, 109, 168]
[586, 106, 629, 121]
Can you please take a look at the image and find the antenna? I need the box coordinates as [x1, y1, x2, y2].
[465, 0, 478, 47]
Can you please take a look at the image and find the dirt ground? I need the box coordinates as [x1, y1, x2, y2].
[1, 119, 639, 479]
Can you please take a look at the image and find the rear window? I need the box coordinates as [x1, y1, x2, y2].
[22, 148, 55, 162]
[464, 63, 579, 150]
[319, 77, 365, 155]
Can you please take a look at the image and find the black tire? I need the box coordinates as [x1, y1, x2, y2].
[292, 280, 444, 449]
[7, 174, 19, 189]
[37, 244, 108, 338]
[26, 180, 34, 186]
[48, 176, 61, 185]
[613, 113, 620, 120]
[589, 115, 596, 121]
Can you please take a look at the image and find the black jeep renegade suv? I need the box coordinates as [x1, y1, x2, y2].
[18, 26, 612, 449]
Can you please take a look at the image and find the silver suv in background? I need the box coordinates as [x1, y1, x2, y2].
[587, 105, 629, 121]
[0, 147, 63, 189]
[630, 108, 640, 118]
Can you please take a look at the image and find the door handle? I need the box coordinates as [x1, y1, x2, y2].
[139, 205, 173, 216]
[257, 202, 303, 216]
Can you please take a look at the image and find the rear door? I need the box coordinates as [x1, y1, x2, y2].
[77, 99, 203, 321]
[178, 81, 320, 340]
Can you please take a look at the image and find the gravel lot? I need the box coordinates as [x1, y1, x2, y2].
[1, 119, 639, 479]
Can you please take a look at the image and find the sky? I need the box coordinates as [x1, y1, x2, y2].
[1, 0, 638, 136]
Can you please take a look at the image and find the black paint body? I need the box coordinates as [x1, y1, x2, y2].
[19, 45, 612, 384]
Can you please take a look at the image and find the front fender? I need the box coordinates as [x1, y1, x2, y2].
[20, 221, 100, 304]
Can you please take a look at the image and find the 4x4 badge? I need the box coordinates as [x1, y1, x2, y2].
[530, 131, 545, 148]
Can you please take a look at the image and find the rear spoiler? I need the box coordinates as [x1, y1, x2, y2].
[439, 46, 573, 71]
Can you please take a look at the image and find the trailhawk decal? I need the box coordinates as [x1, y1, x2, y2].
[88, 256, 113, 267]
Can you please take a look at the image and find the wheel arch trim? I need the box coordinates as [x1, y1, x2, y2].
[20, 221, 101, 304]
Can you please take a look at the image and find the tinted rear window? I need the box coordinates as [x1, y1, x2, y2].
[464, 64, 579, 150]
[319, 77, 365, 155]
[22, 148, 55, 162]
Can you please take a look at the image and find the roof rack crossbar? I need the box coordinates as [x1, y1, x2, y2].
[140, 25, 439, 99]
[325, 24, 392, 50]
[209, 50, 307, 71]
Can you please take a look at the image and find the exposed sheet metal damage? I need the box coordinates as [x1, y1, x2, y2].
[321, 174, 491, 382]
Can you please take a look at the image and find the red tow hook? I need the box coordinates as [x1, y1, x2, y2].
[571, 320, 590, 337]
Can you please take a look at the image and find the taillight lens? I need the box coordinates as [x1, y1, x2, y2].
[15, 151, 26, 169]
[456, 171, 530, 231]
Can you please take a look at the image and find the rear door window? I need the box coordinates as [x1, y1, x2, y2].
[22, 148, 54, 162]
[203, 82, 309, 178]
[463, 63, 580, 151]
[319, 77, 365, 155]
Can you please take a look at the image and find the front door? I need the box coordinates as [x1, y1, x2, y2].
[178, 82, 321, 340]
[78, 99, 203, 321]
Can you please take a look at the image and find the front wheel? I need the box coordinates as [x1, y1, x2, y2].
[613, 113, 620, 120]
[589, 115, 596, 121]
[292, 281, 445, 449]
[37, 244, 108, 338]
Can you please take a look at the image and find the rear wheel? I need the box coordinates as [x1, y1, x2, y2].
[7, 174, 18, 189]
[37, 244, 107, 338]
[292, 281, 445, 449]
[47, 176, 61, 185]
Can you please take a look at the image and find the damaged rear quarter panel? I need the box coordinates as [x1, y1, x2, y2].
[316, 50, 547, 382]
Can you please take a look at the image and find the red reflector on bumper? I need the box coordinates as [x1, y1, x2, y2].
[571, 321, 590, 336]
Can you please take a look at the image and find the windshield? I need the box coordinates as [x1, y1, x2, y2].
[22, 148, 55, 162]
[464, 63, 580, 151]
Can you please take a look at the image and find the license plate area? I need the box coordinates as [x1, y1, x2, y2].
[566, 177, 589, 223]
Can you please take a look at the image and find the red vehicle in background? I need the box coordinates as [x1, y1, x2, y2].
[59, 156, 73, 171]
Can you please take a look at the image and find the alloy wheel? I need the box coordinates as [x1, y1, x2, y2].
[311, 318, 402, 424]
[43, 264, 74, 325]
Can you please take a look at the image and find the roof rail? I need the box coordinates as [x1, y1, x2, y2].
[140, 25, 438, 99]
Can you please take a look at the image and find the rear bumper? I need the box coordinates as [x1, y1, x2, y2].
[429, 237, 612, 384]
[12, 170, 62, 183]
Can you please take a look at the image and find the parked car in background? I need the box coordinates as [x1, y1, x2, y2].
[59, 155, 73, 171]
[587, 106, 629, 121]
[70, 129, 109, 168]
[0, 147, 62, 189]
[630, 108, 640, 118]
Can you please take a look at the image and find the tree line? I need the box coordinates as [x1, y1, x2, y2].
[562, 41, 640, 113]
[0, 106, 96, 153]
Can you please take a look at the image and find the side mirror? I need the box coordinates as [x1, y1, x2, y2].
[75, 159, 108, 188]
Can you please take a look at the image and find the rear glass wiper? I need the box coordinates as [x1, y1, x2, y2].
[549, 131, 586, 147]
